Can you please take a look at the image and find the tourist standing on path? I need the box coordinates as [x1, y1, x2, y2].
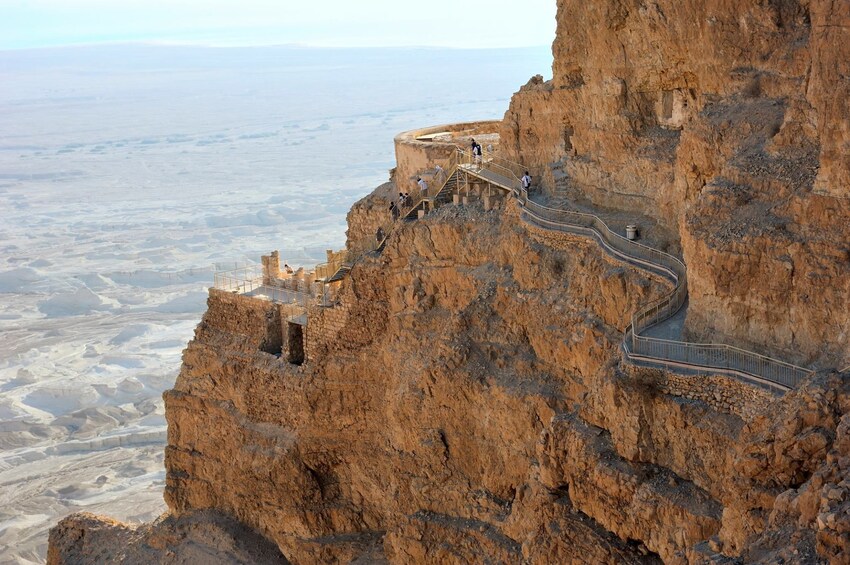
[376, 226, 385, 244]
[390, 201, 399, 221]
[417, 177, 428, 198]
[434, 164, 444, 185]
[522, 171, 532, 192]
[471, 140, 482, 167]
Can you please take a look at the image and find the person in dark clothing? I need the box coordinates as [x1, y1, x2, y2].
[471, 139, 482, 167]
[376, 226, 385, 243]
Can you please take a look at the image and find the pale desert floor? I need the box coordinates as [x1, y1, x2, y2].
[0, 44, 550, 563]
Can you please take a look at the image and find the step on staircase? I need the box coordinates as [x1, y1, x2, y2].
[403, 170, 460, 221]
[325, 264, 351, 283]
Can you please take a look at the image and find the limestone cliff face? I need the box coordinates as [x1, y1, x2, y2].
[47, 510, 288, 564]
[501, 0, 850, 367]
[49, 195, 850, 563]
[47, 1, 850, 563]
[160, 202, 675, 563]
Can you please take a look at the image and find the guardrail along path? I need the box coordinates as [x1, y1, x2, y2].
[453, 150, 812, 392]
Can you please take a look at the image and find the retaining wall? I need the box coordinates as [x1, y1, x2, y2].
[206, 288, 308, 360]
[625, 363, 776, 421]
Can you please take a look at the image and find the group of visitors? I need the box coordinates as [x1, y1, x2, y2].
[389, 191, 414, 222]
[376, 154, 534, 250]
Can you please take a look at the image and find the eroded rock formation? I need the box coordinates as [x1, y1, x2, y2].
[501, 0, 850, 367]
[48, 0, 850, 563]
[47, 510, 288, 564]
[50, 193, 850, 563]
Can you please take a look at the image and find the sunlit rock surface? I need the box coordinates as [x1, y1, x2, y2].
[48, 0, 850, 562]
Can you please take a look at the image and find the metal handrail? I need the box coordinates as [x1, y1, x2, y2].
[213, 265, 264, 293]
[406, 150, 461, 214]
[315, 229, 391, 284]
[628, 335, 809, 390]
[455, 148, 528, 199]
[517, 187, 813, 390]
[476, 151, 526, 187]
[212, 265, 318, 308]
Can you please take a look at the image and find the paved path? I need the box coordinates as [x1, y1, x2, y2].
[457, 158, 810, 391]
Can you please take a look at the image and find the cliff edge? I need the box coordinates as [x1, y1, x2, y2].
[48, 0, 850, 563]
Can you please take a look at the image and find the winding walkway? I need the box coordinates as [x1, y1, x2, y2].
[449, 150, 813, 393]
[219, 149, 815, 391]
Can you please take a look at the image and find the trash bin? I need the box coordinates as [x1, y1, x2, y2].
[626, 225, 638, 240]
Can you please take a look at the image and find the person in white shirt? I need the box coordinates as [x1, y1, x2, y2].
[417, 177, 428, 197]
[521, 171, 532, 191]
[434, 164, 445, 184]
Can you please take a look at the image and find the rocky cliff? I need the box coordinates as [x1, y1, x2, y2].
[501, 0, 850, 368]
[49, 194, 850, 563]
[48, 0, 850, 563]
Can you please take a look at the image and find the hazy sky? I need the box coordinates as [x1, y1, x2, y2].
[0, 0, 557, 50]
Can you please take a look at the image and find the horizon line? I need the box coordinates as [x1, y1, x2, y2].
[0, 39, 554, 54]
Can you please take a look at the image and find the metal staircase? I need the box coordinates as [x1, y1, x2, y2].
[325, 264, 351, 283]
[403, 172, 460, 220]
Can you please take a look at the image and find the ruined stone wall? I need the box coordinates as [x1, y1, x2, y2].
[304, 302, 351, 362]
[203, 289, 282, 355]
[305, 260, 389, 363]
[261, 251, 281, 285]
